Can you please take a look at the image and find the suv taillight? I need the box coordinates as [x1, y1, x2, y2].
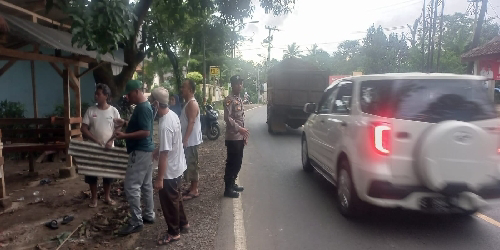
[371, 122, 391, 155]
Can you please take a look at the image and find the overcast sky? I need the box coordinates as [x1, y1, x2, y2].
[238, 0, 500, 63]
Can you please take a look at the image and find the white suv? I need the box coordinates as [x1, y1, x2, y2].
[301, 73, 500, 217]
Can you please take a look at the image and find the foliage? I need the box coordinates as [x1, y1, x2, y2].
[138, 60, 157, 91]
[302, 44, 332, 71]
[328, 13, 499, 75]
[283, 42, 302, 59]
[47, 0, 137, 57]
[0, 100, 25, 118]
[186, 72, 204, 84]
[185, 71, 205, 106]
[49, 102, 91, 118]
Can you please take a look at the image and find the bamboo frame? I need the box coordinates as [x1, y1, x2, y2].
[0, 0, 71, 29]
[0, 129, 5, 200]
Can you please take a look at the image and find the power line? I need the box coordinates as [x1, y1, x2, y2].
[237, 25, 410, 51]
[366, 0, 422, 12]
[489, 3, 500, 20]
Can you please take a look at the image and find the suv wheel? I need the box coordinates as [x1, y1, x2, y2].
[337, 159, 363, 217]
[301, 136, 314, 173]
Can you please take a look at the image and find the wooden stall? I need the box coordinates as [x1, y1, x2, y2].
[0, 5, 126, 210]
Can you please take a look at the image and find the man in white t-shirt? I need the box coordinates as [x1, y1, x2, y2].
[81, 84, 121, 208]
[150, 87, 189, 245]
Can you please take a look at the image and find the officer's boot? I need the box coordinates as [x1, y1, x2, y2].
[233, 178, 244, 192]
[224, 180, 239, 198]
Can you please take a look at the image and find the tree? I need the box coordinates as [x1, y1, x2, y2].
[467, 0, 489, 73]
[331, 40, 362, 74]
[283, 43, 302, 59]
[302, 44, 331, 71]
[47, 0, 296, 98]
[362, 25, 390, 74]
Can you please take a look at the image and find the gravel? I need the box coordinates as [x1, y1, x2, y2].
[132, 117, 228, 250]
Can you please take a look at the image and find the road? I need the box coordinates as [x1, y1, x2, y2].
[216, 106, 500, 250]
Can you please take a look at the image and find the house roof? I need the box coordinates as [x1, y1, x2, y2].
[3, 13, 127, 66]
[462, 36, 500, 61]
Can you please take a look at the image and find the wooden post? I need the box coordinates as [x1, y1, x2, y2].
[73, 66, 82, 139]
[59, 69, 75, 178]
[31, 45, 39, 119]
[31, 61, 37, 118]
[0, 129, 12, 210]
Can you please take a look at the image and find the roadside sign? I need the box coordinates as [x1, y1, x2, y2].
[210, 66, 220, 77]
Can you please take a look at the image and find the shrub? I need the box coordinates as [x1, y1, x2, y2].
[0, 100, 25, 118]
[49, 102, 90, 118]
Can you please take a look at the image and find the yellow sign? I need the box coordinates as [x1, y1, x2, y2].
[210, 66, 220, 77]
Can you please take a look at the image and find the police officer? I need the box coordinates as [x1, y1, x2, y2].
[223, 75, 250, 198]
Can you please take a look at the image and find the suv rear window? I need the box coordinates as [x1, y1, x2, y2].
[360, 79, 497, 123]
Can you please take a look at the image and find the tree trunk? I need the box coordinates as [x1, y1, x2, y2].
[429, 0, 439, 72]
[467, 0, 488, 74]
[421, 0, 427, 71]
[159, 71, 165, 84]
[436, 0, 445, 72]
[165, 44, 182, 93]
[91, 0, 152, 99]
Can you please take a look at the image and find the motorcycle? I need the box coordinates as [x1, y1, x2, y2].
[201, 104, 220, 140]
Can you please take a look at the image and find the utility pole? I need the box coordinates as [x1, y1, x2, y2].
[256, 67, 260, 104]
[473, 0, 479, 32]
[429, 0, 439, 72]
[421, 0, 426, 72]
[436, 0, 445, 72]
[264, 26, 280, 70]
[202, 31, 207, 105]
[426, 0, 435, 72]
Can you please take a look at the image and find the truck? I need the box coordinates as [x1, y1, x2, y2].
[266, 58, 330, 134]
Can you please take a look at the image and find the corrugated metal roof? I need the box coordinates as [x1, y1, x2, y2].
[3, 13, 127, 66]
[69, 140, 128, 179]
[462, 36, 500, 61]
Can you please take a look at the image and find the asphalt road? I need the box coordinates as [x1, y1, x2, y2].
[217, 106, 500, 250]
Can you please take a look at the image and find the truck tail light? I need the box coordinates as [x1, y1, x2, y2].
[371, 122, 391, 155]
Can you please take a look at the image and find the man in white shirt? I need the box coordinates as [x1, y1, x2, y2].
[151, 87, 189, 245]
[81, 83, 121, 208]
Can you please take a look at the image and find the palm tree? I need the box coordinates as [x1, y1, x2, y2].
[283, 43, 302, 59]
[307, 44, 319, 56]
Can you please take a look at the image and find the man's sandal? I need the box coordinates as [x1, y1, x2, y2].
[157, 234, 180, 245]
[182, 193, 199, 201]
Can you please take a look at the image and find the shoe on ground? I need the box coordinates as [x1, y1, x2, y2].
[117, 224, 143, 236]
[143, 218, 155, 224]
[233, 183, 244, 192]
[224, 189, 240, 198]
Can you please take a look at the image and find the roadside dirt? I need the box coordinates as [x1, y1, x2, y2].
[0, 105, 241, 250]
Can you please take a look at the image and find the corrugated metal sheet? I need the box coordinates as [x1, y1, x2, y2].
[69, 140, 128, 179]
[3, 13, 127, 66]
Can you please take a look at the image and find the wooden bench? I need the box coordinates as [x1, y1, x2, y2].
[0, 117, 82, 175]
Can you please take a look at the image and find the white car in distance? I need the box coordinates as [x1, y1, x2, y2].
[301, 73, 500, 217]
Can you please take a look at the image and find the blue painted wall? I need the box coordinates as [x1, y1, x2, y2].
[0, 45, 97, 118]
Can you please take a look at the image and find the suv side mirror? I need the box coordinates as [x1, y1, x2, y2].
[304, 103, 317, 114]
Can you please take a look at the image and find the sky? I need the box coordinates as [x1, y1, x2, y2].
[237, 0, 500, 63]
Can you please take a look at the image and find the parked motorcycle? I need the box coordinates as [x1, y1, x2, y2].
[201, 104, 220, 140]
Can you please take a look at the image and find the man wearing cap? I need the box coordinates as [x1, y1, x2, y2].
[223, 75, 250, 198]
[150, 87, 190, 245]
[114, 80, 156, 236]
